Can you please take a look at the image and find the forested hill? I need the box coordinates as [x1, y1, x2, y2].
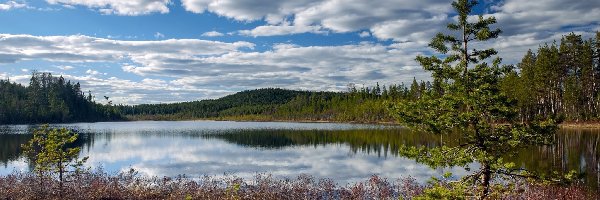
[115, 88, 341, 120]
[116, 84, 407, 122]
[0, 72, 122, 124]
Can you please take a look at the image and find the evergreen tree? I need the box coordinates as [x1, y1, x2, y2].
[517, 50, 537, 121]
[22, 125, 88, 195]
[391, 0, 558, 198]
[409, 77, 420, 100]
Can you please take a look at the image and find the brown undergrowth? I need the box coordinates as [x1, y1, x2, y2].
[0, 169, 597, 200]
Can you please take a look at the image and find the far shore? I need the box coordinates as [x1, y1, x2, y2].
[6, 117, 600, 129]
[197, 117, 600, 129]
[559, 122, 600, 129]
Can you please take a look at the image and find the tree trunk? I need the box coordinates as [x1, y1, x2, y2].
[481, 163, 491, 200]
[59, 159, 64, 198]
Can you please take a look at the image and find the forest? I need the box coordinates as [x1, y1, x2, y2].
[502, 33, 600, 122]
[1, 32, 599, 125]
[0, 72, 121, 124]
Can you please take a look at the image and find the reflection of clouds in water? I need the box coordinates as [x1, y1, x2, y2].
[68, 121, 392, 134]
[80, 133, 470, 184]
[0, 158, 28, 174]
[1, 121, 466, 185]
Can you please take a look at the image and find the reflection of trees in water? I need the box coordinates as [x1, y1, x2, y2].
[512, 128, 600, 190]
[2, 126, 600, 188]
[0, 134, 32, 166]
[206, 128, 600, 189]
[203, 128, 441, 158]
[0, 127, 94, 168]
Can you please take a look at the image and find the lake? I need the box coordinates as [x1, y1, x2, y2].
[0, 121, 598, 189]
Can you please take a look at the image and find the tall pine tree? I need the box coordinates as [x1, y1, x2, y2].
[392, 0, 558, 198]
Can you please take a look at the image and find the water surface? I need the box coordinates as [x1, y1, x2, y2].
[0, 121, 598, 188]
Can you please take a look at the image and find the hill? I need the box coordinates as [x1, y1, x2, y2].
[116, 88, 342, 120]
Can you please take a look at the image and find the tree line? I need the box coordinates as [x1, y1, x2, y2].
[0, 72, 121, 124]
[501, 32, 600, 122]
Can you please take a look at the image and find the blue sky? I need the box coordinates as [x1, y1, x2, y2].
[0, 0, 598, 104]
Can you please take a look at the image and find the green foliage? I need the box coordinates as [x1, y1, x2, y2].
[0, 72, 121, 124]
[21, 125, 88, 180]
[501, 32, 600, 122]
[116, 88, 314, 119]
[414, 178, 469, 200]
[117, 86, 419, 123]
[391, 0, 559, 198]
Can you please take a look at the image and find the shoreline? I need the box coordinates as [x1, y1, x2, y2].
[558, 122, 600, 129]
[5, 117, 600, 129]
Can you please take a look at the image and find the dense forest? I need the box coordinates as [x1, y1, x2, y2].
[115, 88, 319, 120]
[0, 72, 121, 124]
[115, 84, 421, 123]
[501, 32, 600, 122]
[1, 32, 599, 124]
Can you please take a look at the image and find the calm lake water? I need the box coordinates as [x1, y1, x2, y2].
[0, 121, 599, 189]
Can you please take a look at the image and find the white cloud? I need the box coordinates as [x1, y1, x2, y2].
[201, 31, 224, 37]
[56, 65, 74, 70]
[181, 0, 599, 61]
[0, 34, 255, 64]
[239, 25, 325, 37]
[183, 0, 451, 43]
[154, 32, 164, 39]
[0, 1, 28, 10]
[181, 0, 322, 23]
[85, 69, 105, 75]
[490, 0, 600, 35]
[45, 0, 171, 15]
[358, 31, 370, 38]
[0, 33, 430, 104]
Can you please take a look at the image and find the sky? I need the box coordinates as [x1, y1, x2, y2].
[0, 0, 599, 105]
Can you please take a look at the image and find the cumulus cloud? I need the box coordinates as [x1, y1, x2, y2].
[55, 65, 74, 70]
[489, 0, 600, 35]
[183, 0, 598, 61]
[0, 0, 28, 10]
[134, 42, 429, 92]
[201, 31, 224, 37]
[0, 34, 255, 64]
[185, 0, 451, 43]
[238, 25, 325, 37]
[0, 33, 430, 104]
[358, 31, 370, 38]
[45, 0, 171, 15]
[181, 0, 322, 23]
[85, 69, 106, 75]
[154, 32, 164, 39]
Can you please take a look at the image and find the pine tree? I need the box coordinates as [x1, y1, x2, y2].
[517, 50, 537, 121]
[391, 0, 558, 198]
[22, 125, 88, 195]
[409, 77, 420, 100]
